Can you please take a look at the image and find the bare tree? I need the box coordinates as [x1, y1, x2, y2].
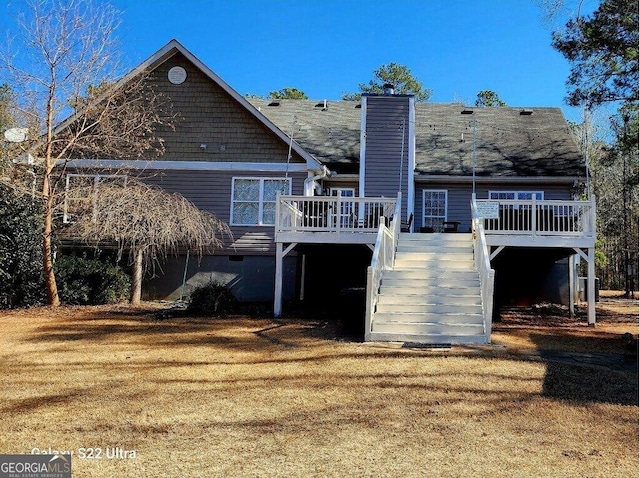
[67, 179, 231, 304]
[2, 0, 175, 305]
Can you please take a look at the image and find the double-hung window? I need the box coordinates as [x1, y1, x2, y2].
[64, 174, 127, 223]
[231, 177, 291, 226]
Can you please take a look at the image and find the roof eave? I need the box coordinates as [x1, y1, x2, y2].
[414, 174, 586, 184]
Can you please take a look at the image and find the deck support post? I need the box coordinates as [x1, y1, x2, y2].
[274, 242, 297, 317]
[573, 247, 596, 325]
[299, 253, 306, 301]
[568, 254, 576, 318]
[587, 247, 596, 326]
[274, 242, 284, 317]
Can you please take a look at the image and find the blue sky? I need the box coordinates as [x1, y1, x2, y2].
[5, 0, 600, 123]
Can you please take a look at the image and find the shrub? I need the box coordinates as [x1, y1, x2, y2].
[55, 254, 130, 305]
[187, 281, 236, 316]
[0, 185, 45, 308]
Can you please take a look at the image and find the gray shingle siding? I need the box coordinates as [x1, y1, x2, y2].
[141, 52, 306, 165]
[141, 169, 306, 253]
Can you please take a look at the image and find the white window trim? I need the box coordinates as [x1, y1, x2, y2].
[64, 173, 127, 223]
[422, 189, 448, 229]
[230, 177, 291, 226]
[329, 187, 355, 197]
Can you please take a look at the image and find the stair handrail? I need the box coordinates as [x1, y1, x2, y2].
[365, 192, 402, 341]
[471, 194, 496, 343]
[389, 192, 402, 266]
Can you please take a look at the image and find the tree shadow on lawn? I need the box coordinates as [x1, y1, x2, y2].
[15, 304, 639, 407]
[539, 359, 638, 406]
[20, 304, 352, 353]
[525, 327, 639, 406]
[497, 304, 638, 406]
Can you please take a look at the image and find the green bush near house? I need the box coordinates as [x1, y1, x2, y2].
[0, 185, 46, 308]
[187, 281, 237, 316]
[55, 254, 131, 305]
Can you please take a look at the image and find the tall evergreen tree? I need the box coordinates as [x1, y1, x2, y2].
[342, 63, 431, 102]
[268, 88, 308, 99]
[552, 0, 639, 107]
[474, 90, 507, 107]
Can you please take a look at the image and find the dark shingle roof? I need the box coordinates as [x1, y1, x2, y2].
[248, 99, 585, 178]
[248, 99, 362, 173]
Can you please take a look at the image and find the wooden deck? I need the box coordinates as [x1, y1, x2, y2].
[274, 194, 598, 325]
[275, 195, 596, 249]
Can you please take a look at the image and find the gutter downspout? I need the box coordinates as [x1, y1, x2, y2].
[303, 165, 332, 196]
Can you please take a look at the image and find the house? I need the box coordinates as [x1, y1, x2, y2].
[61, 40, 597, 344]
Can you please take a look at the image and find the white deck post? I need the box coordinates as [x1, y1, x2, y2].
[364, 266, 373, 342]
[531, 196, 537, 238]
[568, 254, 576, 318]
[274, 242, 284, 317]
[587, 247, 596, 325]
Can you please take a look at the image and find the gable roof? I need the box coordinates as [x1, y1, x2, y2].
[248, 98, 586, 178]
[56, 40, 324, 171]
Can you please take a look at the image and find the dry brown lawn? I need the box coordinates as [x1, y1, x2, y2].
[1, 295, 638, 478]
[493, 291, 639, 354]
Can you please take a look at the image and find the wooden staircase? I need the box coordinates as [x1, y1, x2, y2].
[368, 233, 487, 344]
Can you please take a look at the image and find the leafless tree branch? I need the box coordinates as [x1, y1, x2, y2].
[67, 179, 231, 303]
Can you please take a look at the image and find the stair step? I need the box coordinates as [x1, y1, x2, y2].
[383, 269, 479, 279]
[373, 311, 484, 323]
[375, 303, 483, 314]
[397, 237, 472, 244]
[394, 260, 475, 269]
[372, 321, 484, 336]
[378, 287, 480, 305]
[367, 331, 487, 345]
[381, 277, 480, 287]
[395, 252, 473, 261]
[380, 283, 480, 293]
[377, 294, 481, 305]
[378, 289, 481, 305]
[396, 247, 472, 255]
[399, 233, 472, 242]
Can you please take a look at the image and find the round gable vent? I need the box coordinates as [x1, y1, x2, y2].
[168, 66, 187, 85]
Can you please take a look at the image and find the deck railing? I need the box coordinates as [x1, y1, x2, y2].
[471, 195, 496, 343]
[476, 197, 596, 237]
[276, 195, 398, 234]
[365, 193, 402, 341]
